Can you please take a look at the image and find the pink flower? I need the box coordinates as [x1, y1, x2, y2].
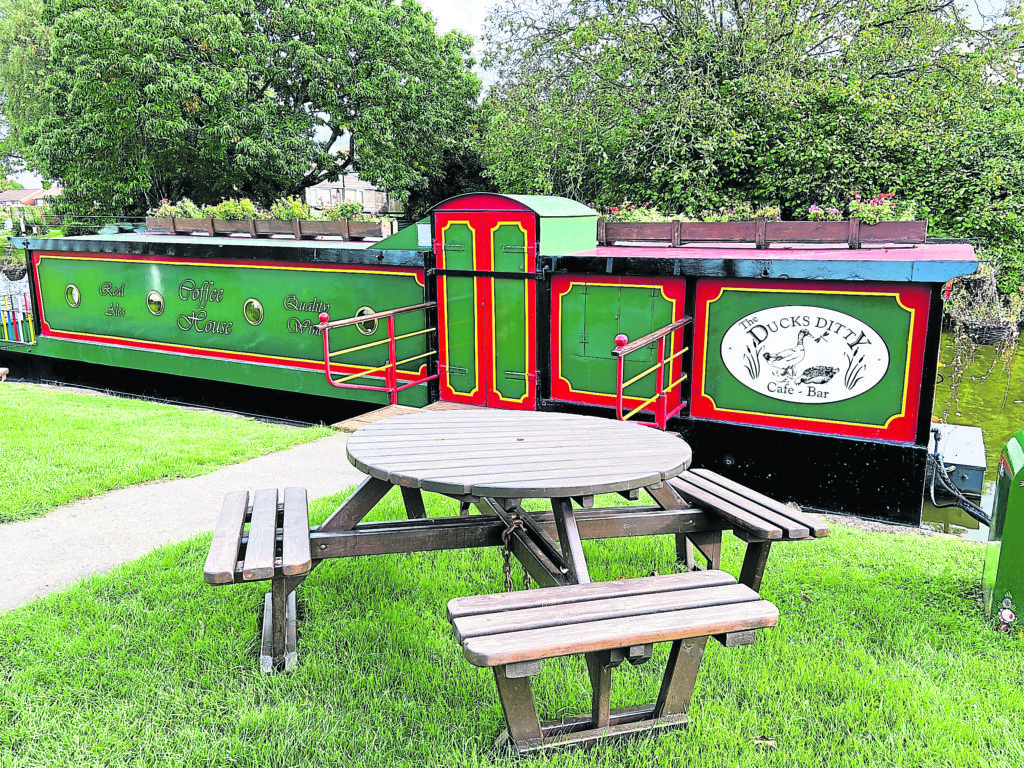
[809, 205, 822, 213]
[828, 208, 841, 216]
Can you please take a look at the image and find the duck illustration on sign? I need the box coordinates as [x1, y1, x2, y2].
[721, 305, 890, 404]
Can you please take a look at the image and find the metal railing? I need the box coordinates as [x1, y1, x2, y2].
[317, 302, 437, 404]
[612, 318, 692, 429]
[0, 290, 35, 346]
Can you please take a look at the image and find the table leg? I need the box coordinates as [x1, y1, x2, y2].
[739, 541, 772, 592]
[551, 498, 591, 584]
[319, 476, 392, 532]
[400, 486, 427, 520]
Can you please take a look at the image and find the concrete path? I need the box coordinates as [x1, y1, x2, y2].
[0, 431, 366, 613]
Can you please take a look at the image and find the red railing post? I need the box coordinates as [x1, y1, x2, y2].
[614, 333, 628, 421]
[319, 312, 333, 387]
[655, 336, 667, 429]
[386, 314, 398, 405]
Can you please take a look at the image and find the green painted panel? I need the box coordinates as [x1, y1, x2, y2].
[441, 276, 479, 397]
[440, 221, 474, 271]
[503, 195, 596, 218]
[12, 335, 428, 406]
[538, 216, 598, 256]
[491, 222, 528, 273]
[702, 290, 912, 424]
[375, 218, 428, 250]
[36, 256, 426, 374]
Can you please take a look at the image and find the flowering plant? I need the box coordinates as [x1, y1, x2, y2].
[848, 191, 919, 225]
[147, 198, 204, 218]
[603, 200, 674, 222]
[808, 204, 843, 222]
[205, 198, 268, 220]
[316, 200, 364, 221]
[270, 196, 310, 221]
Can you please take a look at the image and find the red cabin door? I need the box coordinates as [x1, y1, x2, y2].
[435, 210, 537, 410]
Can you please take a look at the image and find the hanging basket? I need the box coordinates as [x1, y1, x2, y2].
[959, 319, 1019, 346]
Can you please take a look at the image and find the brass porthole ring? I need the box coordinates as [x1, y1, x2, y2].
[147, 290, 164, 316]
[243, 298, 264, 326]
[355, 306, 377, 336]
[65, 284, 81, 308]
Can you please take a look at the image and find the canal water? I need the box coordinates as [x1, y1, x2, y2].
[925, 331, 1024, 540]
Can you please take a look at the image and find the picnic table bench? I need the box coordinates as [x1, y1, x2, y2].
[448, 570, 778, 753]
[202, 410, 827, 748]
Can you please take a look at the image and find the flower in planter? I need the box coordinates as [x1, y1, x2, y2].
[315, 200, 364, 221]
[848, 191, 920, 224]
[808, 204, 843, 222]
[270, 196, 311, 221]
[207, 198, 268, 220]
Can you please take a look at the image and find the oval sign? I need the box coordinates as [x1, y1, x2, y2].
[720, 305, 890, 404]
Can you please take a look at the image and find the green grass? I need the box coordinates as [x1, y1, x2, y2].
[0, 383, 333, 523]
[1, 490, 1020, 767]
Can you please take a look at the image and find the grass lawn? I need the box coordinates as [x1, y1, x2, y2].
[1, 490, 1021, 768]
[0, 382, 333, 523]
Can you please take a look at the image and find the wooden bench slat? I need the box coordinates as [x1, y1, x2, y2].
[281, 487, 311, 576]
[243, 488, 279, 581]
[448, 570, 736, 620]
[461, 599, 779, 667]
[203, 490, 250, 585]
[689, 469, 829, 537]
[668, 477, 784, 540]
[677, 472, 809, 539]
[453, 582, 756, 642]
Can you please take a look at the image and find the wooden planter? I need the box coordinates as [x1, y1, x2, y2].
[598, 218, 929, 249]
[144, 216, 397, 241]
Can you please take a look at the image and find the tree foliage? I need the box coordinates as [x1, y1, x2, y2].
[479, 1, 1024, 269]
[0, 0, 480, 213]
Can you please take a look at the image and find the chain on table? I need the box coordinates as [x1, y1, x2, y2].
[500, 517, 533, 592]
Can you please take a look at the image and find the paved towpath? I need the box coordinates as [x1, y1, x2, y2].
[0, 431, 366, 613]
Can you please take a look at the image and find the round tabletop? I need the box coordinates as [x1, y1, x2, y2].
[346, 410, 693, 498]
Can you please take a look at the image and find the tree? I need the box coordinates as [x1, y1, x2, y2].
[0, 0, 480, 212]
[479, 0, 1023, 214]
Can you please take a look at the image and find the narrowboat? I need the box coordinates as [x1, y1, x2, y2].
[3, 193, 979, 525]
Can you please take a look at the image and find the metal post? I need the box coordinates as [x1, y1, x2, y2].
[386, 315, 398, 404]
[655, 336, 666, 429]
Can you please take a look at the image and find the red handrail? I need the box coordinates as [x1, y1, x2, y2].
[317, 302, 438, 405]
[612, 317, 691, 429]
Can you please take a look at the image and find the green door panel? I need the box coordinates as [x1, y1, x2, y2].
[491, 222, 529, 273]
[440, 222, 474, 271]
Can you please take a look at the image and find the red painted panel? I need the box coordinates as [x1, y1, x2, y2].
[549, 274, 688, 412]
[690, 278, 931, 442]
[433, 193, 532, 212]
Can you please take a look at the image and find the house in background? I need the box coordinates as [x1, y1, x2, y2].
[304, 173, 403, 215]
[0, 187, 62, 208]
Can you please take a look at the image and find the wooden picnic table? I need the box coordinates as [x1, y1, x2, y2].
[205, 408, 825, 674]
[342, 410, 693, 584]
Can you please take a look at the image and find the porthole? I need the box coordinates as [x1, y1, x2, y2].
[147, 290, 164, 316]
[65, 284, 81, 308]
[355, 306, 377, 336]
[243, 298, 264, 326]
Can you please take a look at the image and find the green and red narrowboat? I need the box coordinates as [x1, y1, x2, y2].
[5, 193, 978, 525]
